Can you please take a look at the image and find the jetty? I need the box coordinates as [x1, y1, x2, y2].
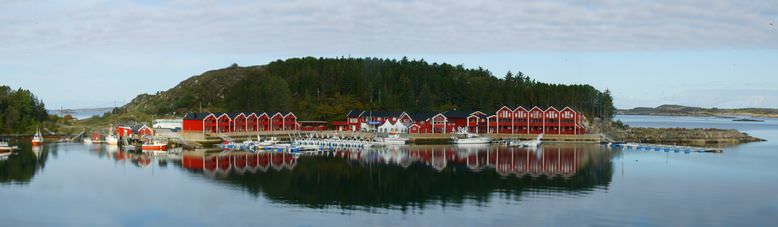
[607, 142, 723, 153]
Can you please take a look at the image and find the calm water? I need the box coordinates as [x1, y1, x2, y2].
[1, 115, 777, 226]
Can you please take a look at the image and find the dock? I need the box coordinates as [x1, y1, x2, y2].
[608, 142, 723, 153]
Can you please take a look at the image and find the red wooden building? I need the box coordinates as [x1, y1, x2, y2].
[484, 105, 586, 135]
[182, 111, 300, 134]
[333, 111, 411, 132]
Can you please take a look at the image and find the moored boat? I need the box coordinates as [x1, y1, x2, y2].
[0, 140, 19, 156]
[451, 129, 491, 144]
[375, 132, 408, 145]
[31, 129, 43, 146]
[142, 141, 167, 151]
[508, 134, 543, 149]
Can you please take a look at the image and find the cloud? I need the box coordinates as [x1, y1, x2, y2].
[1, 0, 777, 56]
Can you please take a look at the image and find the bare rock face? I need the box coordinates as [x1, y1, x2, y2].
[611, 127, 765, 146]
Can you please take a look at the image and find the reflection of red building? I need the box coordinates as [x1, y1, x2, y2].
[331, 145, 587, 178]
[181, 152, 300, 176]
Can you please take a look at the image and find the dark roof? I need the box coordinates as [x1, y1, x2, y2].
[227, 112, 244, 118]
[363, 111, 404, 118]
[470, 111, 487, 117]
[183, 112, 213, 120]
[442, 111, 471, 119]
[348, 110, 406, 118]
[501, 105, 518, 110]
[409, 112, 437, 121]
[514, 105, 531, 111]
[130, 124, 149, 132]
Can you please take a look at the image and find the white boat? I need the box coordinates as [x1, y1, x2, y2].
[32, 129, 43, 146]
[105, 135, 119, 145]
[509, 134, 543, 148]
[451, 129, 491, 144]
[0, 140, 19, 155]
[255, 136, 279, 146]
[375, 132, 408, 145]
[83, 138, 93, 144]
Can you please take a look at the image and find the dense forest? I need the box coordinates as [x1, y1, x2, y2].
[121, 57, 615, 121]
[0, 86, 49, 134]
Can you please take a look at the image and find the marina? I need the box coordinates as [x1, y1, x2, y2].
[2, 113, 776, 226]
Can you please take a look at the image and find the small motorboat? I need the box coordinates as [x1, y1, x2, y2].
[375, 132, 409, 145]
[142, 140, 167, 151]
[83, 138, 93, 144]
[31, 129, 43, 146]
[508, 134, 543, 149]
[451, 129, 491, 144]
[1, 140, 19, 157]
[105, 135, 119, 145]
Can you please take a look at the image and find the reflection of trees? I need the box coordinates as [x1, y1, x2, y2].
[0, 143, 49, 184]
[177, 144, 614, 209]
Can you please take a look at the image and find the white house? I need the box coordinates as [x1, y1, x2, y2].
[377, 120, 408, 133]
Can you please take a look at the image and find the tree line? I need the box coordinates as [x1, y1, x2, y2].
[0, 86, 49, 134]
[222, 57, 615, 121]
[123, 57, 615, 122]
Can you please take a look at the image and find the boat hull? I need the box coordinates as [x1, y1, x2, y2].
[142, 144, 167, 151]
[452, 138, 491, 144]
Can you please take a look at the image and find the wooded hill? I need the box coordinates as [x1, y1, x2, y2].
[118, 57, 615, 121]
[0, 86, 48, 134]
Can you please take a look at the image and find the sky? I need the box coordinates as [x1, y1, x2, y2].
[1, 0, 777, 109]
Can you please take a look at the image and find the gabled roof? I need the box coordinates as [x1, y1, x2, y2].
[362, 111, 405, 118]
[244, 112, 258, 117]
[442, 110, 471, 119]
[228, 112, 246, 118]
[545, 106, 559, 112]
[183, 112, 215, 120]
[346, 110, 364, 118]
[497, 105, 515, 112]
[529, 106, 544, 111]
[130, 124, 151, 132]
[513, 106, 530, 112]
[560, 106, 576, 112]
[348, 110, 407, 118]
[469, 111, 486, 117]
[213, 112, 230, 119]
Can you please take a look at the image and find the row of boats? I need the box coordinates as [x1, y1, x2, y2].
[216, 130, 543, 153]
[450, 129, 543, 148]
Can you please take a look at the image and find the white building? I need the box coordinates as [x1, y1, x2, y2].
[152, 118, 183, 130]
[377, 120, 408, 133]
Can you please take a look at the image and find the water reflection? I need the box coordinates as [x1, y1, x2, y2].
[1, 143, 614, 210]
[0, 143, 49, 184]
[176, 144, 614, 209]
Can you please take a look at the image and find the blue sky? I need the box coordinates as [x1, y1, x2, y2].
[1, 0, 777, 109]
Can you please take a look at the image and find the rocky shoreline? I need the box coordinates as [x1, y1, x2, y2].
[608, 127, 765, 147]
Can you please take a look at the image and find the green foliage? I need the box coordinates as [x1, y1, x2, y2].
[125, 57, 616, 120]
[0, 86, 48, 134]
